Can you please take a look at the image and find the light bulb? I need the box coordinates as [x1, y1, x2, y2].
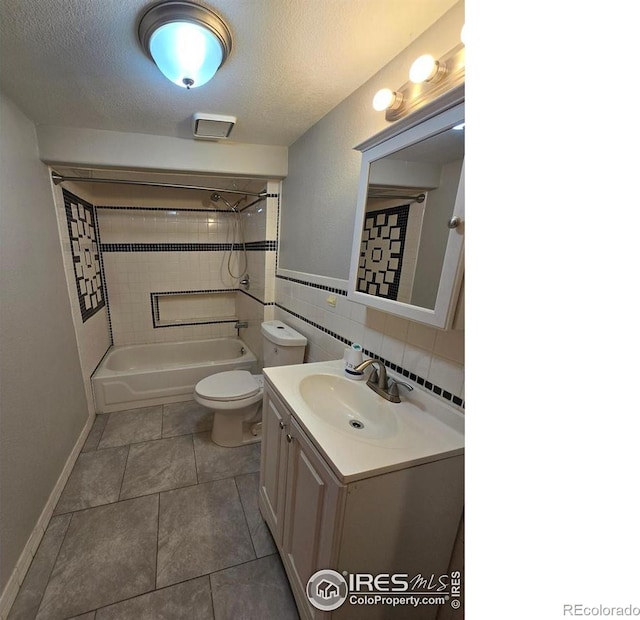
[372, 88, 396, 111]
[409, 55, 437, 83]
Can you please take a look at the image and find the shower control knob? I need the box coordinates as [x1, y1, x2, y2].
[448, 216, 462, 229]
[279, 421, 285, 430]
[286, 434, 292, 443]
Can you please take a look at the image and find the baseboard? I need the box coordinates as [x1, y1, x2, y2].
[0, 412, 94, 619]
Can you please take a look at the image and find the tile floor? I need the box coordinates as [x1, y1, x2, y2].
[8, 401, 300, 620]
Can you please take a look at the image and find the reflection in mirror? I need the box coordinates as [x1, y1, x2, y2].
[357, 122, 464, 311]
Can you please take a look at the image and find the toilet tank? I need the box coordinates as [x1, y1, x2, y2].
[261, 320, 307, 368]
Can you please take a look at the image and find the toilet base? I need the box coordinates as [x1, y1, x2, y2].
[210, 402, 263, 447]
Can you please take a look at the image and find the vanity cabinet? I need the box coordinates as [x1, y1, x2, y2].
[259, 377, 464, 620]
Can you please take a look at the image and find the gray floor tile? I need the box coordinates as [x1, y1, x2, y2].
[162, 401, 212, 438]
[120, 435, 197, 500]
[68, 613, 96, 620]
[36, 495, 158, 620]
[209, 555, 299, 620]
[53, 447, 128, 515]
[235, 472, 276, 558]
[95, 576, 213, 620]
[82, 415, 108, 452]
[98, 407, 162, 449]
[8, 515, 72, 620]
[157, 479, 255, 588]
[193, 432, 260, 483]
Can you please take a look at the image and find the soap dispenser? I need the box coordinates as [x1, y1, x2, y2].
[344, 343, 364, 380]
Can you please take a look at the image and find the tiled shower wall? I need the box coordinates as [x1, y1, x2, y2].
[98, 183, 279, 355]
[53, 181, 279, 373]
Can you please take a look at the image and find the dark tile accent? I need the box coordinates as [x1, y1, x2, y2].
[53, 446, 128, 515]
[209, 555, 299, 620]
[238, 288, 276, 306]
[36, 495, 159, 619]
[7, 515, 72, 620]
[162, 401, 212, 438]
[96, 205, 230, 213]
[81, 414, 108, 452]
[275, 303, 464, 409]
[63, 189, 106, 322]
[119, 436, 197, 500]
[150, 290, 238, 328]
[156, 479, 255, 588]
[95, 576, 213, 620]
[276, 274, 347, 296]
[192, 433, 261, 483]
[98, 406, 163, 449]
[100, 241, 276, 253]
[235, 472, 276, 558]
[357, 204, 410, 301]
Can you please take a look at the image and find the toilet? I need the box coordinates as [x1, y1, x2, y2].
[194, 320, 307, 447]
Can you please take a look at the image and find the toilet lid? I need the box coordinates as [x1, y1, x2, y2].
[195, 370, 261, 402]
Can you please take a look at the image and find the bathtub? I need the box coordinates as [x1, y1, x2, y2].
[92, 337, 257, 413]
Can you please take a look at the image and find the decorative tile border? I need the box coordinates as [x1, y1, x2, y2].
[150, 289, 238, 328]
[275, 302, 464, 409]
[100, 241, 277, 252]
[95, 205, 231, 213]
[238, 289, 276, 307]
[62, 190, 106, 323]
[276, 274, 347, 296]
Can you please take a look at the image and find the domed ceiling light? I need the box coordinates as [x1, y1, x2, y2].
[138, 1, 232, 89]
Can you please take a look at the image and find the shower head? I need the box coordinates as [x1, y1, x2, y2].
[210, 192, 246, 212]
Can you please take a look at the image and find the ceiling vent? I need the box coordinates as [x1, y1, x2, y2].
[192, 113, 236, 140]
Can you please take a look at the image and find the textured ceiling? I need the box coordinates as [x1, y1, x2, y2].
[0, 0, 458, 147]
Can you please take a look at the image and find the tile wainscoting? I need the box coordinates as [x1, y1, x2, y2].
[274, 274, 465, 409]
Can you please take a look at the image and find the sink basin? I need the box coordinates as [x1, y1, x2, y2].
[298, 374, 399, 440]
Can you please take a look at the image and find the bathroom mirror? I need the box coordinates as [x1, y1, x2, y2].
[348, 102, 465, 328]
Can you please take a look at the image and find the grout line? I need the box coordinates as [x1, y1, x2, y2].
[154, 493, 160, 591]
[233, 477, 257, 560]
[116, 445, 132, 502]
[191, 434, 200, 485]
[33, 513, 74, 618]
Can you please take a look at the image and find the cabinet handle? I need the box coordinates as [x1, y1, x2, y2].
[279, 421, 285, 430]
[286, 433, 292, 443]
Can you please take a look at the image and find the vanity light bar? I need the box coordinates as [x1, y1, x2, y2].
[372, 24, 465, 121]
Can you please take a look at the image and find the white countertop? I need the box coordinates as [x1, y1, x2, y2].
[264, 359, 465, 484]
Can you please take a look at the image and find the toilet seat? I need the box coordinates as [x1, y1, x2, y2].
[195, 370, 261, 402]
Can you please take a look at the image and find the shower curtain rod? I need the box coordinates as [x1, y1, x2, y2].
[51, 172, 268, 198]
[368, 193, 426, 204]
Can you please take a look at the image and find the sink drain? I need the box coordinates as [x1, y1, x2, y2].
[349, 420, 364, 430]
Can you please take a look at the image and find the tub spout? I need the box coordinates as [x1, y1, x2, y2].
[234, 321, 248, 336]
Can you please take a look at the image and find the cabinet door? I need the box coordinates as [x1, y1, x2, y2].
[259, 385, 290, 544]
[282, 418, 343, 619]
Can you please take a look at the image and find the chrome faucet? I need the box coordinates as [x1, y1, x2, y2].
[354, 358, 414, 403]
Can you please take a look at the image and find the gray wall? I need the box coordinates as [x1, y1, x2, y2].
[279, 1, 465, 280]
[0, 91, 88, 591]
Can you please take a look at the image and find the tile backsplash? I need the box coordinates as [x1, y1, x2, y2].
[274, 275, 464, 408]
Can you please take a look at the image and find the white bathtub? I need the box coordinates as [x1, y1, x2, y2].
[92, 337, 257, 413]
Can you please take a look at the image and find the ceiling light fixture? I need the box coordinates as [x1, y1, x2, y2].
[138, 1, 232, 89]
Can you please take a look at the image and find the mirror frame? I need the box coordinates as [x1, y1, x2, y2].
[348, 101, 465, 328]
